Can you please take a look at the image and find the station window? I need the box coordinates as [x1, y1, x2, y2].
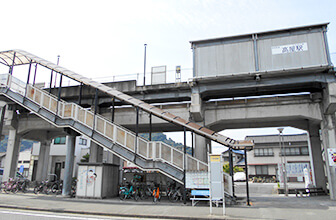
[78, 138, 87, 146]
[54, 137, 66, 145]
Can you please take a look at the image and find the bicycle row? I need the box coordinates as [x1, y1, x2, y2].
[119, 179, 184, 203]
[0, 177, 76, 197]
[0, 178, 29, 194]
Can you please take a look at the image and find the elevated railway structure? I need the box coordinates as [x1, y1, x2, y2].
[1, 23, 336, 200]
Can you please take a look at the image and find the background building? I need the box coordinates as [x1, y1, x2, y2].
[246, 133, 311, 182]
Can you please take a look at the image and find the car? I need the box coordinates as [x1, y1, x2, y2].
[233, 172, 246, 182]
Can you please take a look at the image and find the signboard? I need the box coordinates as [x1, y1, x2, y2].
[186, 171, 209, 189]
[286, 163, 310, 176]
[272, 42, 308, 55]
[278, 163, 310, 181]
[151, 65, 166, 85]
[327, 148, 336, 166]
[19, 165, 24, 174]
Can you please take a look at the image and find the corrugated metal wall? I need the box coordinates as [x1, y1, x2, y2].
[192, 24, 329, 78]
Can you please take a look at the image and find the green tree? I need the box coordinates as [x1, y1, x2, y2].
[222, 163, 244, 174]
[80, 153, 90, 162]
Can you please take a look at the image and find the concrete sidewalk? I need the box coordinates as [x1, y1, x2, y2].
[0, 193, 336, 220]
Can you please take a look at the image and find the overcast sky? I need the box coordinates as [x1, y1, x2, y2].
[1, 0, 335, 147]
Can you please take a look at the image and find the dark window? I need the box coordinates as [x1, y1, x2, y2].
[254, 148, 274, 157]
[62, 161, 65, 169]
[300, 147, 309, 155]
[0, 169, 3, 175]
[255, 165, 268, 175]
[23, 160, 30, 164]
[18, 160, 22, 163]
[78, 138, 87, 146]
[280, 147, 309, 156]
[54, 137, 66, 145]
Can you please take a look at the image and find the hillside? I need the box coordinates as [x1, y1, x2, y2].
[0, 136, 36, 152]
[0, 133, 191, 154]
[140, 133, 192, 155]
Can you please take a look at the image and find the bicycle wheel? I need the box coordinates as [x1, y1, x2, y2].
[119, 189, 126, 200]
[43, 185, 49, 194]
[133, 191, 139, 201]
[12, 185, 19, 194]
[33, 186, 40, 194]
[51, 184, 58, 194]
[138, 188, 146, 200]
[4, 187, 10, 194]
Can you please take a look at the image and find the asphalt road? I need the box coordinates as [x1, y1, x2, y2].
[0, 208, 157, 220]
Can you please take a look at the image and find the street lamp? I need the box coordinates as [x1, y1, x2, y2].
[143, 44, 147, 86]
[277, 127, 288, 196]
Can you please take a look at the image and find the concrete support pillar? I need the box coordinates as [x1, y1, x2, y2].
[35, 140, 52, 181]
[62, 135, 76, 197]
[3, 128, 21, 181]
[193, 134, 211, 163]
[321, 114, 336, 200]
[89, 142, 103, 163]
[308, 123, 326, 189]
[104, 150, 120, 165]
[190, 93, 203, 122]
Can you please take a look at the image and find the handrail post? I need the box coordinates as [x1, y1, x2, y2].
[9, 52, 16, 75]
[191, 131, 194, 157]
[33, 64, 37, 86]
[134, 106, 139, 163]
[183, 127, 187, 204]
[149, 113, 152, 141]
[56, 73, 63, 118]
[92, 88, 98, 131]
[78, 83, 83, 105]
[229, 147, 235, 197]
[244, 149, 250, 206]
[24, 61, 32, 98]
[111, 97, 115, 122]
[49, 69, 53, 93]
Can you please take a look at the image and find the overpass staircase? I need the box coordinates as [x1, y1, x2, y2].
[0, 49, 253, 184]
[0, 74, 208, 183]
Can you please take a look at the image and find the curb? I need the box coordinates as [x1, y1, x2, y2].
[0, 204, 231, 220]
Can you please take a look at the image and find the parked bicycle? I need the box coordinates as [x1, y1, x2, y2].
[3, 178, 20, 194]
[33, 179, 51, 194]
[167, 182, 182, 202]
[119, 181, 139, 201]
[152, 182, 161, 203]
[16, 178, 30, 193]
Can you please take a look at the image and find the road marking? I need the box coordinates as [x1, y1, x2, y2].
[0, 210, 109, 220]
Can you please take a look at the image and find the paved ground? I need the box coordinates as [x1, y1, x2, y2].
[0, 192, 336, 219]
[0, 183, 336, 220]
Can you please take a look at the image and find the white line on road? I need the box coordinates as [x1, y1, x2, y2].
[0, 210, 109, 220]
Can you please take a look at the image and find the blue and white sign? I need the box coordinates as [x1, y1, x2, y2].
[19, 165, 24, 173]
[272, 42, 308, 55]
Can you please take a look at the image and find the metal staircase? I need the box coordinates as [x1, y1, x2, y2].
[0, 49, 253, 184]
[0, 74, 207, 183]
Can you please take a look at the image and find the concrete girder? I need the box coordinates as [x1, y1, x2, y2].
[323, 82, 336, 114]
[205, 101, 322, 131]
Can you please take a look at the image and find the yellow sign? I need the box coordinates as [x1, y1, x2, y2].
[210, 155, 220, 162]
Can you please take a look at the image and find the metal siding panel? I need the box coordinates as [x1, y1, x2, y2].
[195, 41, 255, 77]
[258, 32, 327, 71]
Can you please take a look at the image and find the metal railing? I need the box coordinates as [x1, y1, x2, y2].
[0, 73, 208, 172]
